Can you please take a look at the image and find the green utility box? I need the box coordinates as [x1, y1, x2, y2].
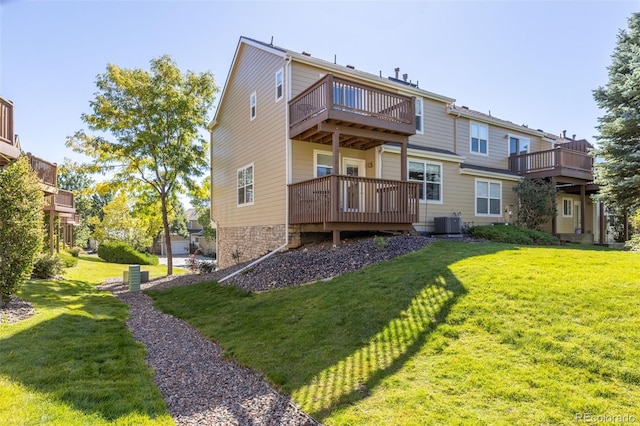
[126, 265, 141, 291]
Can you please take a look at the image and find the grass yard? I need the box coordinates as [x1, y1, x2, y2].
[0, 256, 183, 425]
[148, 241, 640, 425]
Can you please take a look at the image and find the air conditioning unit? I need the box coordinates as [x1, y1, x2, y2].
[433, 216, 462, 234]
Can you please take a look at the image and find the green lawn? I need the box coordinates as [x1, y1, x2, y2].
[147, 241, 640, 425]
[0, 256, 183, 425]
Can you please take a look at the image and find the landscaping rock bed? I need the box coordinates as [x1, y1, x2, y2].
[101, 235, 463, 425]
[0, 296, 35, 323]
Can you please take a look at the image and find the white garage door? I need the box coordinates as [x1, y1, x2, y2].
[170, 240, 189, 255]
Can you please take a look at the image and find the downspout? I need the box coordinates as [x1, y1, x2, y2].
[284, 55, 292, 248]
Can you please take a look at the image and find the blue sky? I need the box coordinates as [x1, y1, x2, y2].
[1, 0, 638, 168]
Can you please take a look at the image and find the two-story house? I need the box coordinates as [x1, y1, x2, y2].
[209, 37, 602, 268]
[1, 96, 79, 255]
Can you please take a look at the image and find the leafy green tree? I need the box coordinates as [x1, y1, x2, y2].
[0, 156, 45, 307]
[593, 12, 640, 212]
[170, 202, 189, 239]
[90, 191, 155, 251]
[58, 158, 95, 247]
[513, 178, 557, 231]
[67, 55, 218, 274]
[189, 176, 216, 239]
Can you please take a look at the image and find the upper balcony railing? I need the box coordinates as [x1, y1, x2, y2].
[27, 153, 57, 190]
[289, 74, 416, 140]
[508, 146, 594, 181]
[289, 175, 419, 226]
[44, 189, 75, 213]
[0, 97, 15, 146]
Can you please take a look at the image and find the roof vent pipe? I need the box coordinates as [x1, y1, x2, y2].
[395, 67, 400, 79]
[572, 134, 576, 140]
[403, 73, 408, 82]
[562, 130, 567, 139]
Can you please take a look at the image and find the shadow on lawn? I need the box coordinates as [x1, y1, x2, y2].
[0, 280, 168, 422]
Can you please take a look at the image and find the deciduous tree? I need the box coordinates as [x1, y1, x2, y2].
[67, 56, 218, 274]
[513, 178, 557, 231]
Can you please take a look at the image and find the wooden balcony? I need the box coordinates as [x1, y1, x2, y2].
[44, 189, 75, 214]
[508, 146, 594, 182]
[289, 74, 415, 149]
[289, 175, 419, 230]
[27, 153, 58, 195]
[0, 97, 19, 166]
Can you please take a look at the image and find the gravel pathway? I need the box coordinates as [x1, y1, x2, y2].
[100, 235, 463, 425]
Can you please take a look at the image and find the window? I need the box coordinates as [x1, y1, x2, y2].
[237, 164, 254, 205]
[275, 69, 283, 101]
[314, 151, 333, 177]
[250, 92, 257, 120]
[408, 160, 442, 202]
[509, 135, 530, 155]
[415, 98, 424, 134]
[470, 122, 488, 155]
[476, 179, 501, 216]
[562, 198, 573, 217]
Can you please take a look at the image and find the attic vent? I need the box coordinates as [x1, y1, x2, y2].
[433, 216, 462, 234]
[461, 106, 469, 110]
[346, 64, 355, 69]
[302, 51, 311, 56]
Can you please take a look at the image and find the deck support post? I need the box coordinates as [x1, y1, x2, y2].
[49, 211, 54, 255]
[580, 184, 586, 234]
[599, 201, 606, 244]
[332, 130, 340, 247]
[551, 178, 557, 236]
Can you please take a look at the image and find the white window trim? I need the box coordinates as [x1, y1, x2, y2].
[408, 159, 443, 204]
[562, 197, 573, 217]
[250, 91, 257, 121]
[470, 121, 489, 156]
[415, 98, 424, 135]
[313, 149, 335, 178]
[475, 178, 502, 217]
[508, 134, 530, 155]
[237, 163, 254, 207]
[275, 69, 283, 102]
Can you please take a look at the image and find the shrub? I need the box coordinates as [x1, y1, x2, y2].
[373, 235, 388, 250]
[58, 252, 78, 268]
[0, 156, 45, 306]
[185, 251, 216, 274]
[31, 255, 65, 279]
[97, 241, 159, 265]
[467, 225, 559, 245]
[65, 246, 82, 257]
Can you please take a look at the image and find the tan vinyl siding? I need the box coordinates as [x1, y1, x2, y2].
[382, 151, 517, 229]
[211, 43, 287, 229]
[408, 99, 454, 152]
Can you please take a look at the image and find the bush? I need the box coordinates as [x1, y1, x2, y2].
[185, 253, 216, 274]
[65, 246, 82, 258]
[97, 241, 159, 265]
[31, 255, 65, 279]
[467, 225, 559, 245]
[58, 252, 78, 268]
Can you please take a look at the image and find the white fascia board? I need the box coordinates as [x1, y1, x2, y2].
[447, 107, 546, 139]
[459, 166, 522, 182]
[288, 52, 456, 104]
[381, 144, 465, 163]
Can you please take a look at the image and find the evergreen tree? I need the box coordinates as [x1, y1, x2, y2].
[593, 12, 640, 211]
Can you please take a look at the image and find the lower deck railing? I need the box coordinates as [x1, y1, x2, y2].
[289, 175, 419, 225]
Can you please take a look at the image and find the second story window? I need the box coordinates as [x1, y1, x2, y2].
[275, 69, 283, 101]
[509, 135, 530, 155]
[250, 92, 257, 120]
[415, 98, 424, 134]
[470, 122, 488, 155]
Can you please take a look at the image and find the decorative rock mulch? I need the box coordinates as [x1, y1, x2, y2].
[0, 296, 35, 323]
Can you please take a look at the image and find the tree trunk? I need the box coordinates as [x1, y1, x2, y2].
[161, 195, 173, 276]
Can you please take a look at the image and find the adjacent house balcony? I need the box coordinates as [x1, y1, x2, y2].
[27, 153, 58, 195]
[0, 97, 19, 166]
[508, 146, 594, 182]
[289, 175, 419, 231]
[289, 74, 416, 148]
[44, 189, 75, 214]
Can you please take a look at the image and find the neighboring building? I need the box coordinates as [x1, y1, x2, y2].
[209, 37, 604, 268]
[186, 208, 216, 255]
[1, 96, 79, 254]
